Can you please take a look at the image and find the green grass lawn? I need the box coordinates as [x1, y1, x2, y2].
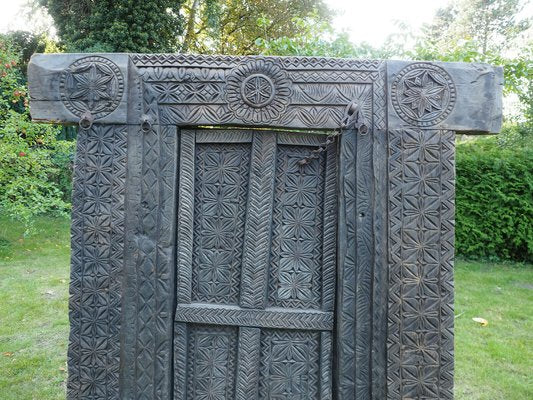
[0, 217, 532, 399]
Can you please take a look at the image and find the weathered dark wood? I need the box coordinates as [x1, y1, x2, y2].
[29, 54, 502, 133]
[27, 53, 503, 400]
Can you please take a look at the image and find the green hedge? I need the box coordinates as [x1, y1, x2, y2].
[455, 129, 532, 262]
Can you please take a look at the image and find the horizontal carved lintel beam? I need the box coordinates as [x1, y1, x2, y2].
[28, 53, 502, 134]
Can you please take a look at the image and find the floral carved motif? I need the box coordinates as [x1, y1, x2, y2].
[391, 63, 456, 127]
[60, 56, 124, 119]
[192, 144, 251, 305]
[226, 59, 291, 124]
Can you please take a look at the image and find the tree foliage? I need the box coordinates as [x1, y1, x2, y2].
[422, 0, 530, 56]
[0, 35, 73, 234]
[179, 0, 329, 54]
[38, 0, 329, 54]
[38, 0, 185, 52]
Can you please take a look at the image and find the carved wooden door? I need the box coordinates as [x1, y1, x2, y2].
[173, 128, 337, 400]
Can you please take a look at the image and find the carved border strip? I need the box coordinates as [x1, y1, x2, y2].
[337, 125, 357, 400]
[132, 54, 382, 70]
[176, 130, 195, 304]
[239, 132, 277, 309]
[121, 123, 177, 400]
[174, 304, 334, 331]
[387, 128, 455, 399]
[67, 125, 126, 399]
[133, 54, 385, 130]
[235, 327, 261, 400]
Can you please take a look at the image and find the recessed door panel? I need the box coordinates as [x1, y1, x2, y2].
[174, 129, 337, 400]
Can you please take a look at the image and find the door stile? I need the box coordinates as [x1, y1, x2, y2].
[321, 142, 338, 314]
[320, 141, 337, 400]
[173, 322, 188, 400]
[176, 130, 195, 304]
[239, 131, 277, 309]
[235, 327, 262, 400]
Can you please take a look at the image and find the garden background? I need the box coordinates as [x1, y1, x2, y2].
[0, 0, 531, 399]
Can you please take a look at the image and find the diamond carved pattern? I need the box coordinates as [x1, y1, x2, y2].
[259, 330, 320, 400]
[192, 144, 251, 305]
[388, 128, 455, 400]
[67, 125, 126, 400]
[269, 146, 325, 310]
[187, 326, 238, 400]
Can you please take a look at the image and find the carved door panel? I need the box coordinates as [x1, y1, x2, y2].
[173, 128, 337, 400]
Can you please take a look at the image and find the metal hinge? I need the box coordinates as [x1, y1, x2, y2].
[298, 100, 367, 166]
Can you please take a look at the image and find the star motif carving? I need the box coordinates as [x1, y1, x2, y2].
[400, 70, 446, 118]
[392, 63, 456, 126]
[60, 56, 124, 119]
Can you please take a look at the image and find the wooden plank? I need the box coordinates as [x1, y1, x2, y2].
[239, 132, 277, 309]
[235, 327, 261, 400]
[176, 130, 195, 304]
[174, 304, 334, 331]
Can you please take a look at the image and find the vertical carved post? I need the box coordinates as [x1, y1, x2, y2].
[386, 61, 502, 399]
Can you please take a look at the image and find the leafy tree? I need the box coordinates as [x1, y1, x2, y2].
[0, 35, 73, 234]
[2, 31, 46, 75]
[38, 0, 185, 52]
[423, 0, 530, 56]
[255, 13, 356, 58]
[179, 0, 330, 54]
[38, 0, 330, 54]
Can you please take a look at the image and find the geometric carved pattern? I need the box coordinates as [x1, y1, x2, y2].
[391, 63, 456, 127]
[60, 56, 124, 119]
[173, 130, 336, 400]
[269, 146, 325, 310]
[117, 125, 177, 400]
[226, 59, 291, 123]
[52, 53, 460, 400]
[186, 325, 238, 400]
[192, 144, 251, 305]
[388, 128, 455, 399]
[67, 124, 126, 399]
[259, 330, 321, 400]
[134, 54, 386, 130]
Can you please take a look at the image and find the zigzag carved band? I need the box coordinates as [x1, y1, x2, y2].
[174, 304, 333, 331]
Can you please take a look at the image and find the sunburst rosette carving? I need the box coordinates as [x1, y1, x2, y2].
[226, 59, 291, 124]
[392, 63, 456, 127]
[60, 56, 124, 119]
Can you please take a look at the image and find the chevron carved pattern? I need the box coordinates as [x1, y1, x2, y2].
[235, 328, 261, 400]
[240, 132, 277, 309]
[174, 304, 333, 331]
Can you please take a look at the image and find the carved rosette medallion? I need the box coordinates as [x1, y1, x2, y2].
[226, 59, 291, 124]
[391, 63, 456, 127]
[60, 56, 124, 119]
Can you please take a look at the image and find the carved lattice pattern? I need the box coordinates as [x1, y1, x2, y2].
[268, 146, 325, 309]
[67, 125, 126, 399]
[192, 144, 251, 305]
[388, 128, 455, 399]
[259, 330, 320, 400]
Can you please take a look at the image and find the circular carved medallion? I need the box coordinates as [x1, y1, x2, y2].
[60, 56, 124, 119]
[241, 74, 275, 108]
[226, 60, 291, 124]
[391, 63, 456, 127]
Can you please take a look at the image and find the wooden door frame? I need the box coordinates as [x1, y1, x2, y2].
[28, 53, 503, 399]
